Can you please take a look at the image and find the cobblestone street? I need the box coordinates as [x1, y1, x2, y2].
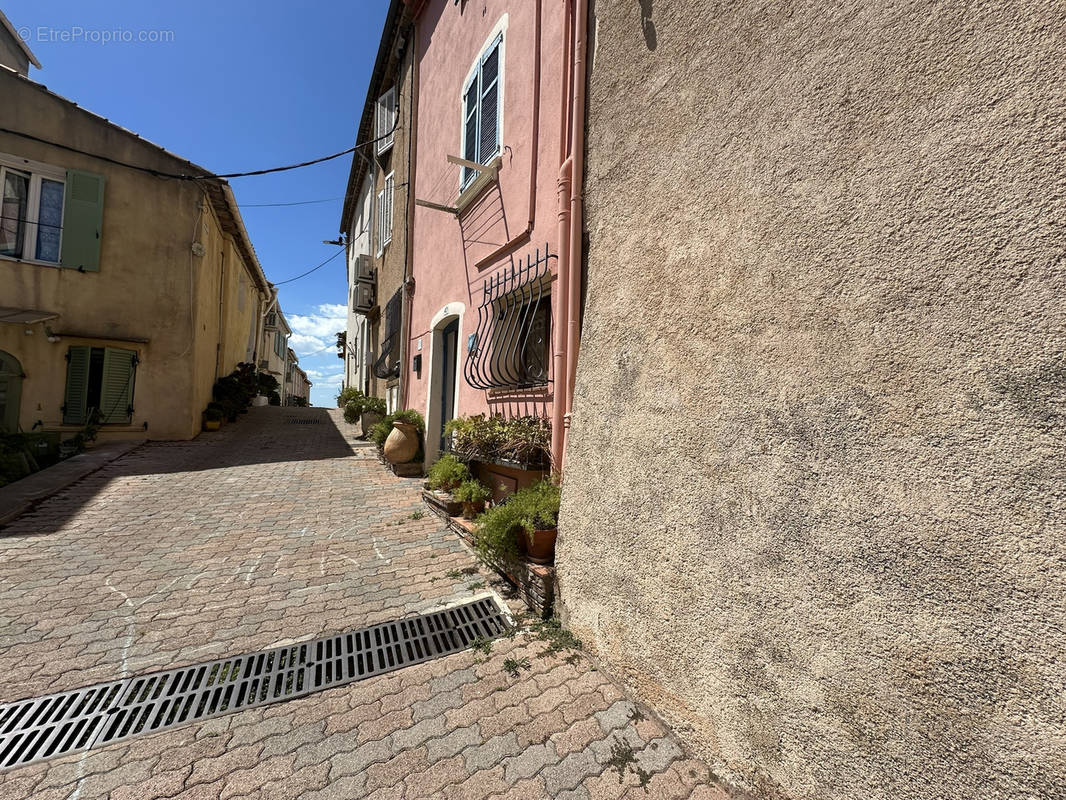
[0, 408, 722, 800]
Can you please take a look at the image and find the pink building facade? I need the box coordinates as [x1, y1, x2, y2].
[402, 0, 587, 468]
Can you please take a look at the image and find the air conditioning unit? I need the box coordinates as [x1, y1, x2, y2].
[265, 312, 277, 329]
[355, 253, 374, 281]
[353, 279, 376, 314]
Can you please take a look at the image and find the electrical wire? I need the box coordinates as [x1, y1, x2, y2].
[272, 248, 344, 286]
[0, 118, 399, 181]
[239, 197, 346, 208]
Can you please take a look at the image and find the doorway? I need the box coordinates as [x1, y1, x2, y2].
[438, 318, 459, 453]
[0, 350, 23, 433]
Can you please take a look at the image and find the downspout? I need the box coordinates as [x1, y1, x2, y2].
[401, 24, 418, 410]
[472, 0, 542, 271]
[214, 247, 225, 379]
[562, 0, 589, 471]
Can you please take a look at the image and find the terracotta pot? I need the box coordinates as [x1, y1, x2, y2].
[461, 500, 486, 520]
[360, 411, 383, 438]
[202, 419, 221, 432]
[383, 421, 419, 464]
[523, 528, 558, 564]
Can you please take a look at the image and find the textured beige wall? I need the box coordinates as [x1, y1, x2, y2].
[558, 2, 1066, 799]
[1, 71, 264, 441]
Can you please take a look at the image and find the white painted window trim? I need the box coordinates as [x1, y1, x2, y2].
[378, 171, 394, 254]
[0, 151, 66, 264]
[376, 86, 397, 155]
[458, 16, 508, 192]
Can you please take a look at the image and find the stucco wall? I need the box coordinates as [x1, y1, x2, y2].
[407, 0, 566, 458]
[1, 71, 264, 441]
[558, 2, 1066, 799]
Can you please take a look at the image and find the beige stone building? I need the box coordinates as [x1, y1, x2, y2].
[285, 355, 312, 407]
[0, 50, 269, 441]
[256, 301, 291, 403]
[339, 0, 414, 412]
[559, 2, 1065, 800]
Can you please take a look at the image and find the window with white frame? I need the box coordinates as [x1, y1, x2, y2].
[0, 157, 65, 263]
[461, 34, 502, 189]
[375, 87, 397, 155]
[376, 171, 394, 255]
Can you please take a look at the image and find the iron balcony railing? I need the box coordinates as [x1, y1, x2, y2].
[464, 245, 554, 390]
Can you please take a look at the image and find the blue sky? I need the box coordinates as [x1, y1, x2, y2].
[6, 0, 388, 407]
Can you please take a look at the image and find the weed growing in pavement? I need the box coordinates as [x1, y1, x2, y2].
[503, 656, 532, 677]
[409, 511, 424, 520]
[470, 636, 494, 660]
[629, 706, 646, 723]
[530, 616, 582, 659]
[445, 566, 479, 579]
[606, 737, 652, 790]
[467, 580, 486, 592]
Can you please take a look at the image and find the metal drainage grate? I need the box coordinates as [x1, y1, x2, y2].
[285, 418, 321, 425]
[0, 597, 509, 770]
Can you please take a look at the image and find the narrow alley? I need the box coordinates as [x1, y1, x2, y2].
[0, 408, 722, 800]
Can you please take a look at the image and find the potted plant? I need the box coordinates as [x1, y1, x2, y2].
[474, 479, 561, 565]
[378, 409, 425, 465]
[361, 397, 387, 438]
[454, 479, 491, 520]
[427, 453, 470, 493]
[343, 396, 364, 425]
[203, 407, 223, 431]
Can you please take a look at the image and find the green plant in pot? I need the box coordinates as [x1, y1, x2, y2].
[427, 454, 470, 493]
[474, 479, 561, 565]
[343, 396, 364, 425]
[203, 406, 223, 431]
[454, 479, 491, 520]
[360, 396, 387, 438]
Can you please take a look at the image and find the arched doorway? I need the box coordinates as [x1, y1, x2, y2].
[424, 303, 465, 465]
[0, 351, 23, 433]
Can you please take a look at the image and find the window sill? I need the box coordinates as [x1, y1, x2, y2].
[456, 155, 502, 215]
[0, 254, 63, 269]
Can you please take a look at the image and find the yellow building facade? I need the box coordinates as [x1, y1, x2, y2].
[0, 66, 269, 441]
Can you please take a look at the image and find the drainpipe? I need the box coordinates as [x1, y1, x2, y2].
[551, 0, 576, 473]
[561, 0, 589, 471]
[552, 157, 571, 471]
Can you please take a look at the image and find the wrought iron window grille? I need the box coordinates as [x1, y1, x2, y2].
[465, 245, 554, 391]
[373, 287, 403, 380]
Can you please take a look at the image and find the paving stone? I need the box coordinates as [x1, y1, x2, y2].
[110, 766, 192, 800]
[588, 727, 646, 766]
[0, 409, 714, 798]
[464, 731, 524, 773]
[500, 741, 559, 785]
[404, 754, 468, 797]
[443, 765, 509, 800]
[427, 724, 482, 762]
[633, 737, 683, 773]
[542, 749, 602, 796]
[594, 701, 638, 734]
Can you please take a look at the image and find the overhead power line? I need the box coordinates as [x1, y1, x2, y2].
[273, 249, 344, 286]
[0, 119, 398, 181]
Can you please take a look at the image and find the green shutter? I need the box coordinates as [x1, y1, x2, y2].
[60, 170, 106, 272]
[99, 347, 136, 424]
[63, 346, 90, 425]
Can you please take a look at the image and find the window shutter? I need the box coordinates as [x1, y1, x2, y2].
[100, 348, 136, 424]
[376, 188, 386, 255]
[60, 170, 105, 272]
[63, 346, 91, 425]
[377, 87, 396, 154]
[479, 41, 501, 162]
[384, 173, 394, 247]
[462, 77, 480, 186]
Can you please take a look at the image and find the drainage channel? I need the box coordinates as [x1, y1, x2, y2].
[0, 596, 509, 770]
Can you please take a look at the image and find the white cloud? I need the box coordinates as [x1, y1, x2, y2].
[289, 332, 332, 356]
[288, 304, 348, 339]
